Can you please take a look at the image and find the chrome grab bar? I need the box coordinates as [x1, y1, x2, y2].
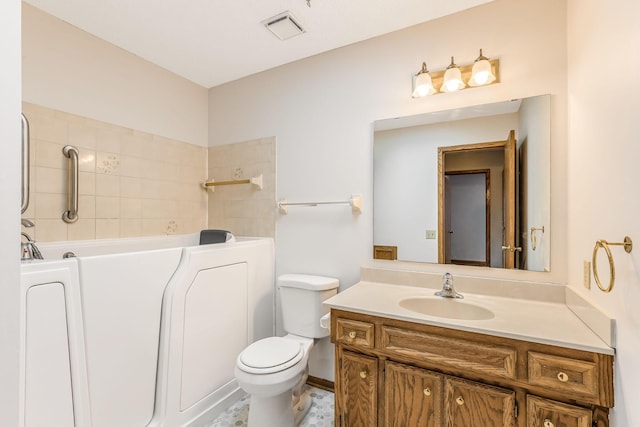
[62, 145, 79, 223]
[21, 113, 30, 214]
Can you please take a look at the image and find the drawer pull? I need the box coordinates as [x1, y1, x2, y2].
[543, 419, 554, 427]
[348, 331, 357, 339]
[359, 370, 367, 379]
[557, 371, 569, 382]
[456, 396, 464, 406]
[423, 387, 431, 397]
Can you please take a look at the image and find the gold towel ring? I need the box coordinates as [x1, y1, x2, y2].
[592, 236, 633, 293]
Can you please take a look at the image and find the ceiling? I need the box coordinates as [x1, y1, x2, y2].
[24, 0, 492, 89]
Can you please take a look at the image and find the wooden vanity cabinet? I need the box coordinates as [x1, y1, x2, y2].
[338, 351, 378, 426]
[331, 309, 614, 427]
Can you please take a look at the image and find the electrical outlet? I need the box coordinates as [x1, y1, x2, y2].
[583, 259, 591, 289]
[425, 230, 437, 239]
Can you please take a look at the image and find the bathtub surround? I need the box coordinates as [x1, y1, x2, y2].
[21, 102, 208, 242]
[207, 137, 277, 238]
[22, 235, 275, 427]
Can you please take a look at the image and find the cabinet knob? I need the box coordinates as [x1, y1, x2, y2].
[423, 387, 431, 396]
[557, 371, 569, 382]
[359, 370, 367, 379]
[543, 419, 554, 427]
[348, 331, 357, 339]
[456, 396, 464, 406]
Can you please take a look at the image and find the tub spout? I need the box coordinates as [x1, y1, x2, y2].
[21, 232, 44, 261]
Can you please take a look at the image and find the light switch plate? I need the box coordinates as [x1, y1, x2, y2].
[583, 259, 591, 289]
[425, 230, 437, 239]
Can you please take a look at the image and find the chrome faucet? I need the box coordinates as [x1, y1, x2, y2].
[435, 272, 463, 299]
[21, 231, 43, 261]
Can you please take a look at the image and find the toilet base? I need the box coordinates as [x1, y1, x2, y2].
[293, 390, 312, 425]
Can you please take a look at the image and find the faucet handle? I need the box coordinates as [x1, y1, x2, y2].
[443, 272, 453, 284]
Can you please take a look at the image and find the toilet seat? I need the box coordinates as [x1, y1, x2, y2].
[238, 337, 304, 375]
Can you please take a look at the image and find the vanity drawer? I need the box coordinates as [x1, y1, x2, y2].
[336, 318, 375, 348]
[528, 352, 598, 399]
[526, 395, 592, 427]
[382, 326, 517, 380]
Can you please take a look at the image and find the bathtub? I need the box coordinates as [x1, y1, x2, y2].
[19, 233, 274, 427]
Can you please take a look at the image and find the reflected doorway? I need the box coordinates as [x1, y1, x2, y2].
[438, 130, 517, 268]
[444, 170, 490, 266]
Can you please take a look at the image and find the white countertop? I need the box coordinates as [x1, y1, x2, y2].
[324, 281, 614, 355]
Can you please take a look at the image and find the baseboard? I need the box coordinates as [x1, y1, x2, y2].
[307, 376, 334, 392]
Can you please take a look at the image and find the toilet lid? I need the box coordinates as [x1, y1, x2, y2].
[239, 337, 303, 373]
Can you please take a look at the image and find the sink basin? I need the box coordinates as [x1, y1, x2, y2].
[399, 297, 494, 321]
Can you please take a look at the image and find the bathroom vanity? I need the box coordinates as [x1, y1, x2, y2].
[326, 279, 614, 427]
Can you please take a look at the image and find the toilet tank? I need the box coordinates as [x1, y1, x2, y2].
[278, 274, 339, 339]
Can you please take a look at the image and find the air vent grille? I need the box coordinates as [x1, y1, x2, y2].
[263, 12, 306, 40]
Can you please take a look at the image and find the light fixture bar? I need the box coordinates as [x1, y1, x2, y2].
[431, 58, 499, 90]
[412, 56, 500, 97]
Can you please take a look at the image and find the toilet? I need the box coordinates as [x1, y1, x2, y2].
[234, 274, 339, 427]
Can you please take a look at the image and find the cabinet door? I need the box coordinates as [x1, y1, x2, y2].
[338, 350, 378, 427]
[384, 361, 443, 427]
[527, 395, 592, 427]
[444, 376, 516, 427]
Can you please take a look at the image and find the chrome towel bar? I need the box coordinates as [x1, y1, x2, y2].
[62, 145, 79, 223]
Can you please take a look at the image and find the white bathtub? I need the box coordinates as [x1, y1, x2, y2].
[19, 233, 274, 427]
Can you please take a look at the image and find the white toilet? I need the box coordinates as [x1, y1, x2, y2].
[234, 274, 339, 427]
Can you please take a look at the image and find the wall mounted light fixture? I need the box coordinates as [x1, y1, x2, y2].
[412, 49, 499, 97]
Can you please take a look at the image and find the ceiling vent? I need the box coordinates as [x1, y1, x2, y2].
[263, 12, 306, 40]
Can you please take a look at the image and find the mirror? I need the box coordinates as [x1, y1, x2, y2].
[373, 95, 550, 271]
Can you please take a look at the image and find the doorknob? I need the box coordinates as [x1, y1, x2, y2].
[501, 245, 522, 252]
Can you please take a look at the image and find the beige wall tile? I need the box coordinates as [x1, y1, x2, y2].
[207, 137, 276, 238]
[96, 152, 121, 174]
[68, 121, 97, 150]
[34, 193, 65, 219]
[142, 199, 177, 219]
[35, 167, 65, 194]
[67, 219, 96, 241]
[31, 113, 68, 144]
[95, 174, 120, 197]
[120, 177, 143, 198]
[34, 140, 66, 169]
[24, 103, 209, 243]
[79, 172, 96, 196]
[96, 196, 120, 219]
[96, 128, 123, 154]
[78, 150, 96, 173]
[78, 195, 96, 219]
[34, 219, 67, 242]
[121, 198, 142, 219]
[120, 219, 143, 237]
[95, 219, 120, 239]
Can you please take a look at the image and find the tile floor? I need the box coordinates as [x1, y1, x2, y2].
[207, 385, 334, 427]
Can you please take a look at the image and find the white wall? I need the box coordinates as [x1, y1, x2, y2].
[209, 0, 568, 379]
[0, 0, 22, 424]
[22, 3, 209, 146]
[567, 0, 640, 425]
[519, 95, 551, 271]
